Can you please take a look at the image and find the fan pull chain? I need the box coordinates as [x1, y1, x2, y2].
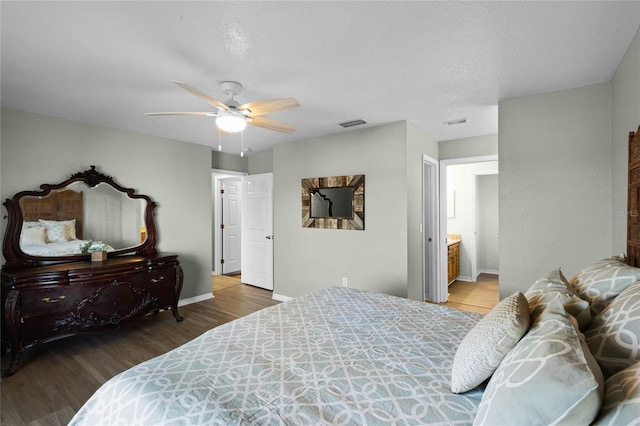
[217, 130, 222, 152]
[240, 130, 244, 157]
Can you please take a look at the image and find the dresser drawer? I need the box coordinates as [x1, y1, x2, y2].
[21, 286, 87, 317]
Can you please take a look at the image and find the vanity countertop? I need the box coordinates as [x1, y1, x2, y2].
[447, 234, 461, 246]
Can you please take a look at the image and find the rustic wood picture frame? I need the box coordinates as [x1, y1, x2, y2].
[301, 174, 364, 230]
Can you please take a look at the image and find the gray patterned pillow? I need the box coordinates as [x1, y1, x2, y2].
[592, 361, 640, 425]
[585, 282, 640, 378]
[570, 256, 640, 316]
[450, 292, 530, 393]
[525, 268, 591, 330]
[474, 297, 604, 426]
[39, 219, 76, 243]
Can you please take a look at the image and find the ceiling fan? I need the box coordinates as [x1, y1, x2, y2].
[146, 80, 300, 134]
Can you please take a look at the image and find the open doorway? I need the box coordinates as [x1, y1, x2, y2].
[212, 169, 247, 277]
[438, 156, 499, 311]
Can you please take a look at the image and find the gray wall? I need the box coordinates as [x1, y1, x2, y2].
[211, 151, 248, 173]
[499, 83, 612, 297]
[273, 121, 437, 299]
[439, 133, 498, 160]
[611, 28, 640, 253]
[248, 151, 274, 174]
[1, 107, 213, 300]
[499, 26, 639, 298]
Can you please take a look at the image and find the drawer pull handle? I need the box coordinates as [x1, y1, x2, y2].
[151, 277, 165, 283]
[42, 296, 66, 303]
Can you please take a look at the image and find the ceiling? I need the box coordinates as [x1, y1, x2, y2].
[1, 1, 639, 155]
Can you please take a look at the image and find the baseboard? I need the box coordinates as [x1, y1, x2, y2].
[455, 275, 473, 282]
[477, 269, 499, 275]
[272, 293, 292, 302]
[178, 292, 215, 307]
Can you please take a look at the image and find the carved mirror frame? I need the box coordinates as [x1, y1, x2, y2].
[2, 166, 157, 269]
[301, 174, 365, 230]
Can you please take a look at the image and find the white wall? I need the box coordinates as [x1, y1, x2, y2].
[273, 121, 437, 299]
[498, 83, 612, 297]
[477, 174, 499, 273]
[1, 107, 213, 300]
[611, 27, 640, 253]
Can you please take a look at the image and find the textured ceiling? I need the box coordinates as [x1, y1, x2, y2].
[1, 1, 639, 155]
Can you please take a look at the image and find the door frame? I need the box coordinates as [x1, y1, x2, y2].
[212, 168, 247, 276]
[439, 155, 498, 299]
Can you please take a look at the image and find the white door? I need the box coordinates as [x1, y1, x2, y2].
[422, 155, 441, 302]
[241, 173, 273, 290]
[221, 177, 242, 274]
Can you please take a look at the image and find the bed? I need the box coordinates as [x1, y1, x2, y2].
[70, 126, 640, 426]
[71, 287, 485, 425]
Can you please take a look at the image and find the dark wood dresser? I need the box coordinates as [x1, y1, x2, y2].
[1, 254, 183, 376]
[1, 166, 184, 376]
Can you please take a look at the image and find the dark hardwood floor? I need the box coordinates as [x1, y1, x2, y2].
[1, 283, 278, 426]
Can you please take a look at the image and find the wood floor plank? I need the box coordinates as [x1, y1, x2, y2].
[439, 273, 499, 314]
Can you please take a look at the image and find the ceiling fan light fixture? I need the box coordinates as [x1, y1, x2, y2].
[216, 111, 247, 133]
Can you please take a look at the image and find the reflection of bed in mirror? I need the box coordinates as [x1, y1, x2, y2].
[18, 181, 144, 256]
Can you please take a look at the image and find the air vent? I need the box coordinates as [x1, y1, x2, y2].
[339, 119, 367, 128]
[444, 117, 468, 126]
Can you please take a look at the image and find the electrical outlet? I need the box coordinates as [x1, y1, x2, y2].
[342, 277, 348, 287]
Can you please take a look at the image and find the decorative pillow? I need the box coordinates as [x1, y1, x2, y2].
[39, 219, 77, 243]
[474, 297, 604, 426]
[585, 282, 640, 378]
[22, 221, 43, 229]
[570, 256, 640, 316]
[592, 361, 640, 425]
[525, 268, 591, 330]
[450, 291, 530, 393]
[19, 226, 47, 246]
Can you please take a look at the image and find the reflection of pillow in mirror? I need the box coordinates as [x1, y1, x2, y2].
[20, 226, 47, 246]
[39, 219, 77, 243]
[22, 221, 43, 229]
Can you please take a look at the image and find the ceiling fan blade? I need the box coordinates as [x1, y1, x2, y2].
[239, 98, 299, 116]
[145, 112, 217, 117]
[249, 116, 296, 134]
[171, 80, 229, 111]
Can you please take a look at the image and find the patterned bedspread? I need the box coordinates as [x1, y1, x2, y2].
[70, 287, 484, 425]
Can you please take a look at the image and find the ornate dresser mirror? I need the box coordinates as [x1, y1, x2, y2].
[1, 166, 183, 377]
[3, 165, 157, 269]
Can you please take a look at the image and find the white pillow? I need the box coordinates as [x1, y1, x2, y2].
[39, 219, 77, 243]
[450, 291, 530, 393]
[19, 226, 47, 246]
